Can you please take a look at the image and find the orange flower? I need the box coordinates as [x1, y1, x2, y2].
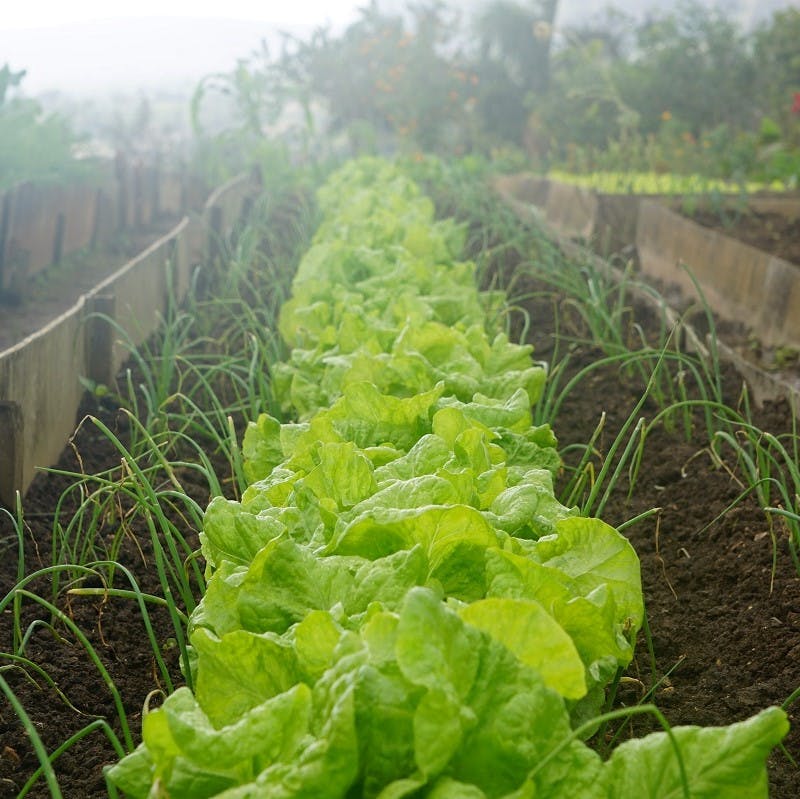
[661, 110, 672, 121]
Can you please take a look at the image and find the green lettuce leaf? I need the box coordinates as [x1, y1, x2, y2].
[484, 469, 576, 539]
[437, 389, 532, 432]
[191, 627, 302, 727]
[458, 597, 587, 699]
[106, 684, 312, 799]
[330, 504, 500, 601]
[602, 706, 789, 799]
[201, 497, 285, 571]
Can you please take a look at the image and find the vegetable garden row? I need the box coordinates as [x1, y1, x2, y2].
[101, 158, 787, 797]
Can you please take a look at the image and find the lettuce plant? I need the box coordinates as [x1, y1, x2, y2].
[107, 157, 787, 798]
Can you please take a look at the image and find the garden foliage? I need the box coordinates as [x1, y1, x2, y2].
[190, 2, 800, 185]
[0, 64, 88, 189]
[107, 158, 787, 798]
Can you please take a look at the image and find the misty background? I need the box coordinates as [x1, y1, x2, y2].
[2, 0, 798, 188]
[2, 1, 795, 95]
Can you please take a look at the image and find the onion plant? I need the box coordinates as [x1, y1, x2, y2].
[1, 176, 315, 795]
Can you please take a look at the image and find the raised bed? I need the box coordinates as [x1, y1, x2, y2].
[493, 175, 800, 415]
[1, 159, 797, 797]
[0, 159, 205, 299]
[0, 173, 258, 508]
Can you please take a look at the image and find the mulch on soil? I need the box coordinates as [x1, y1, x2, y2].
[1, 205, 799, 798]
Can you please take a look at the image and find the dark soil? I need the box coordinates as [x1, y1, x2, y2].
[568, 366, 800, 790]
[0, 417, 156, 795]
[1, 198, 799, 797]
[685, 209, 800, 267]
[520, 281, 800, 799]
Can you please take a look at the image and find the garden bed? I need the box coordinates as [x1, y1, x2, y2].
[0, 220, 180, 355]
[0, 182, 310, 798]
[1, 291, 798, 797]
[503, 269, 800, 797]
[680, 209, 800, 269]
[1, 166, 798, 797]
[0, 397, 193, 797]
[495, 175, 800, 408]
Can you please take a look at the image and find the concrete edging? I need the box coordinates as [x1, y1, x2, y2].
[635, 199, 800, 351]
[494, 177, 800, 345]
[493, 175, 800, 420]
[0, 159, 206, 296]
[0, 172, 258, 508]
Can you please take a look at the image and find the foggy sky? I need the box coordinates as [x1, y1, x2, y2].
[1, 0, 794, 96]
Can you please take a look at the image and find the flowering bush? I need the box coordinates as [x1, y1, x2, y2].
[274, 3, 478, 154]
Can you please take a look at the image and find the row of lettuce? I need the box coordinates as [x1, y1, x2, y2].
[107, 158, 787, 798]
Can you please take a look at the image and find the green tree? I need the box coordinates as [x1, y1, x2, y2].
[0, 64, 83, 188]
[613, 2, 756, 136]
[272, 1, 473, 153]
[472, 1, 559, 144]
[531, 8, 639, 163]
[754, 8, 800, 141]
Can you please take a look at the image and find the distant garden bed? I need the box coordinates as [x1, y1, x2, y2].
[676, 208, 800, 267]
